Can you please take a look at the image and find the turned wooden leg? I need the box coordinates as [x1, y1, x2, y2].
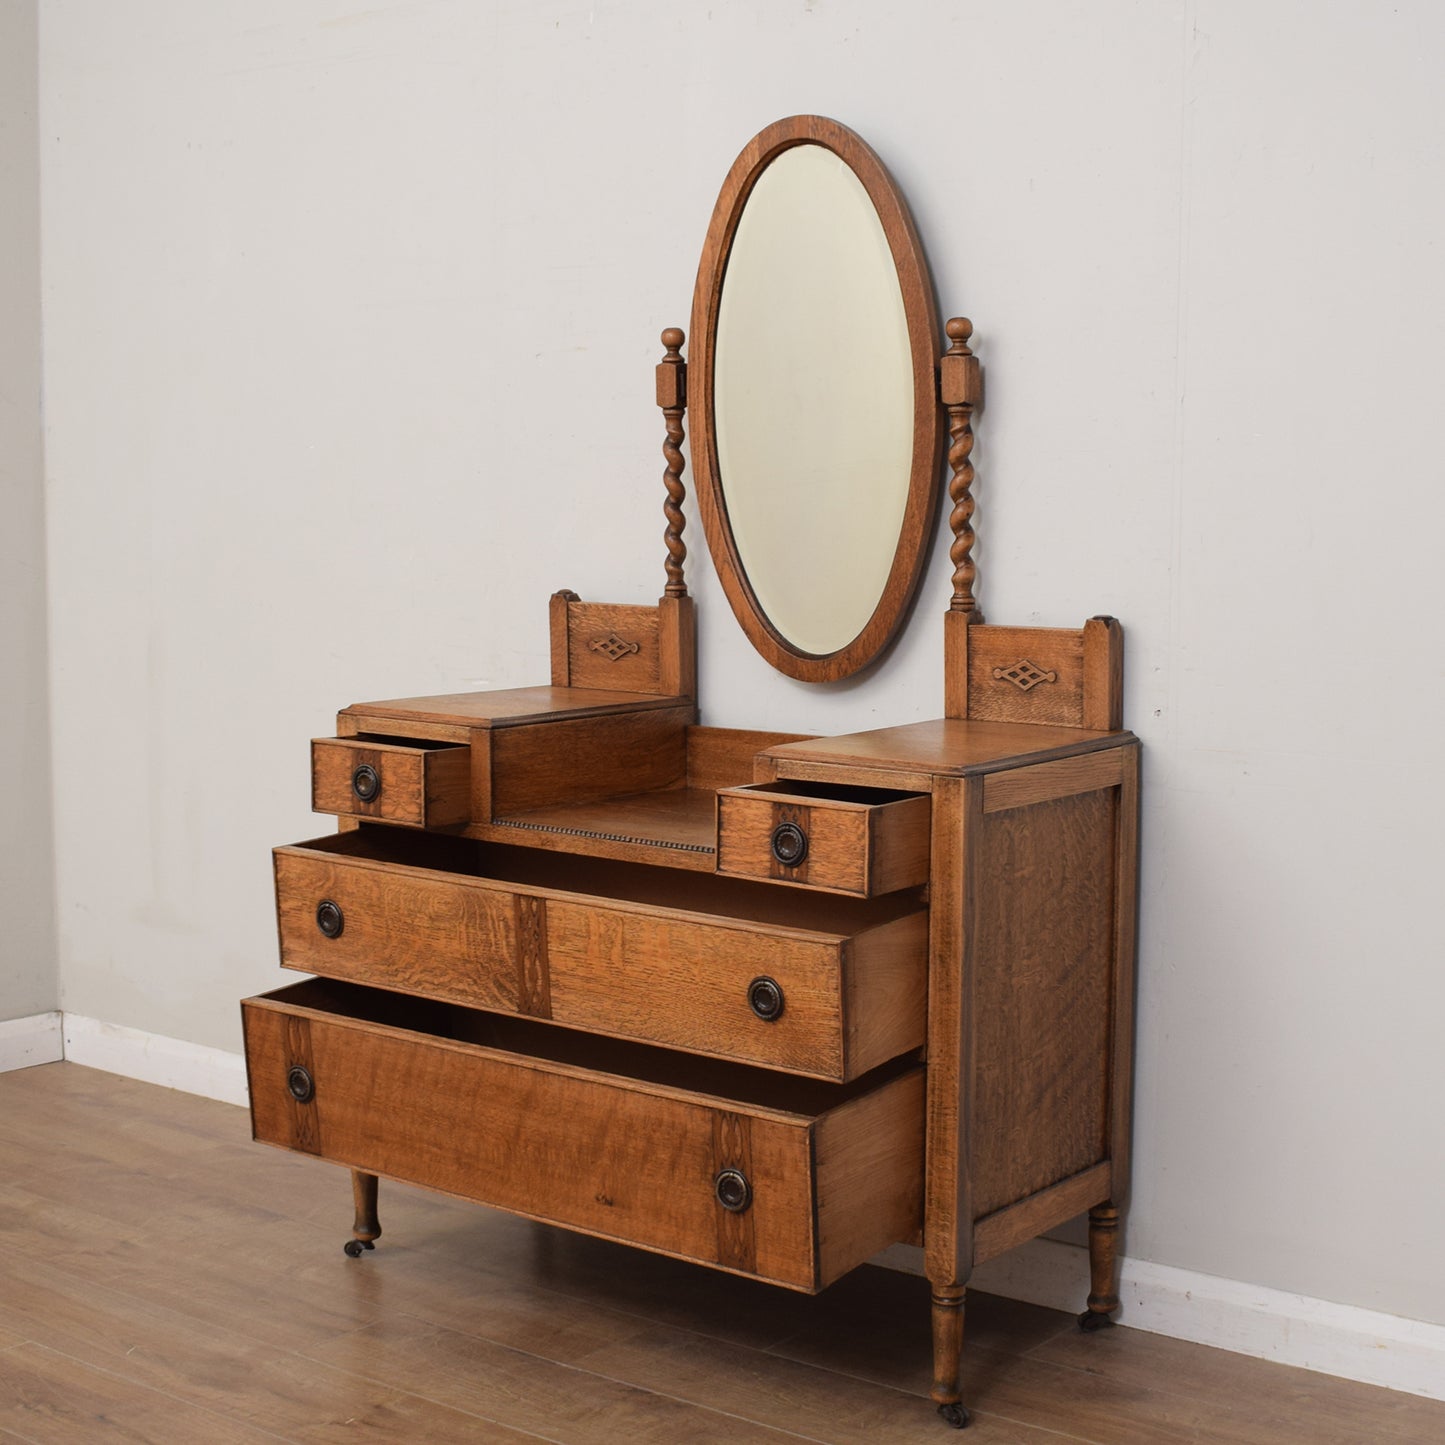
[930, 1285, 970, 1429]
[1078, 1201, 1120, 1331]
[344, 1170, 380, 1258]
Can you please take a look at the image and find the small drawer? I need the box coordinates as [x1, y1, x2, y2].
[716, 780, 931, 896]
[311, 736, 469, 829]
[243, 978, 924, 1292]
[275, 830, 926, 1082]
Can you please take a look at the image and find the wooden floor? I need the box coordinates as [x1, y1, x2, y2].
[1, 1064, 1441, 1443]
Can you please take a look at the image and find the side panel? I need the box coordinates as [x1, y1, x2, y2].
[970, 787, 1117, 1217]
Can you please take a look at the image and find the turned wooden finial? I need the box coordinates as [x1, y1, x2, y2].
[657, 327, 688, 598]
[941, 318, 982, 618]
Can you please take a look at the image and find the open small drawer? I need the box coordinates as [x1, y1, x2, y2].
[243, 978, 924, 1292]
[716, 780, 931, 896]
[311, 736, 469, 829]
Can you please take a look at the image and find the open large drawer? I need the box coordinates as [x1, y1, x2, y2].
[243, 979, 924, 1292]
[274, 829, 926, 1082]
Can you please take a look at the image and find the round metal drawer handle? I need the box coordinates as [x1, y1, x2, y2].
[286, 1065, 315, 1103]
[315, 899, 344, 939]
[770, 821, 808, 867]
[714, 1167, 752, 1214]
[747, 976, 785, 1022]
[351, 763, 381, 803]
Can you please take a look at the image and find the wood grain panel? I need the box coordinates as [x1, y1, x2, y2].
[658, 595, 697, 699]
[241, 985, 921, 1292]
[312, 737, 469, 828]
[761, 718, 1129, 779]
[1108, 744, 1141, 1202]
[276, 832, 925, 1081]
[966, 627, 1086, 727]
[973, 1162, 1113, 1265]
[922, 775, 981, 1286]
[712, 1111, 757, 1274]
[970, 790, 1116, 1216]
[274, 847, 519, 1013]
[514, 895, 551, 1019]
[814, 1069, 925, 1285]
[983, 750, 1125, 814]
[842, 913, 930, 1079]
[342, 686, 686, 730]
[565, 603, 664, 694]
[546, 902, 926, 1081]
[685, 726, 814, 793]
[489, 706, 692, 815]
[716, 784, 930, 896]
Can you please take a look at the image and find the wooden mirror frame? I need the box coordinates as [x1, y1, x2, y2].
[688, 115, 944, 684]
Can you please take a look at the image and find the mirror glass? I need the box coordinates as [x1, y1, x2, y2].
[690, 117, 941, 683]
[714, 144, 914, 657]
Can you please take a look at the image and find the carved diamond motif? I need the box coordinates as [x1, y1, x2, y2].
[993, 659, 1057, 692]
[589, 633, 641, 662]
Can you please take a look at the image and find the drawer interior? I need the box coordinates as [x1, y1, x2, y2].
[258, 976, 915, 1116]
[294, 825, 924, 931]
[348, 732, 466, 752]
[728, 779, 926, 808]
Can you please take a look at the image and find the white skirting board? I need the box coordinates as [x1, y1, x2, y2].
[35, 1013, 1445, 1405]
[874, 1238, 1445, 1403]
[0, 1011, 65, 1072]
[61, 1013, 249, 1107]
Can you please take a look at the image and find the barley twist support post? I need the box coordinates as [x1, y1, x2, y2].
[657, 327, 688, 598]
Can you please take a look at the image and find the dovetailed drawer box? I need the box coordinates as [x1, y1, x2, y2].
[243, 978, 924, 1292]
[275, 829, 928, 1082]
[716, 780, 931, 896]
[311, 736, 470, 829]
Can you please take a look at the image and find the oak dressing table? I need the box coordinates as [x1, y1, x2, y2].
[241, 116, 1139, 1429]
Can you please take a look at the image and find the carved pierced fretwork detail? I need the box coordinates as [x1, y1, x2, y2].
[940, 318, 983, 618]
[992, 659, 1058, 692]
[588, 633, 641, 662]
[658, 327, 689, 599]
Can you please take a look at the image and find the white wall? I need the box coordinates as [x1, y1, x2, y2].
[37, 0, 1445, 1331]
[0, 0, 57, 1023]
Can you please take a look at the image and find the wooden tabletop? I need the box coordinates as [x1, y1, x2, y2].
[761, 718, 1137, 777]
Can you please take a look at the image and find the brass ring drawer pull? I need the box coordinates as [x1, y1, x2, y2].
[351, 764, 381, 802]
[770, 821, 808, 867]
[286, 1065, 315, 1103]
[714, 1167, 752, 1214]
[747, 976, 785, 1022]
[315, 900, 344, 939]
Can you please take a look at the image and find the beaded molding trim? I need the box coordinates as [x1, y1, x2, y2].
[492, 817, 714, 854]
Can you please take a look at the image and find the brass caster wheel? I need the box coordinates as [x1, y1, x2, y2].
[342, 1239, 375, 1258]
[937, 1402, 970, 1429]
[1078, 1308, 1115, 1332]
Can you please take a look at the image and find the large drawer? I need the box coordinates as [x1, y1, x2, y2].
[716, 780, 931, 896]
[243, 979, 924, 1293]
[274, 830, 926, 1083]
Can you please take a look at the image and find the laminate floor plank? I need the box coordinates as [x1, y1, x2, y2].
[0, 1256, 550, 1443]
[771, 1321, 1445, 1445]
[321, 1243, 665, 1364]
[488, 1223, 895, 1354]
[0, 1342, 287, 1444]
[1, 1062, 1439, 1445]
[1028, 1323, 1445, 1443]
[568, 1321, 1080, 1444]
[306, 1313, 812, 1445]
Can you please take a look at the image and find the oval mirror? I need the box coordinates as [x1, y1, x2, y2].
[689, 116, 941, 683]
